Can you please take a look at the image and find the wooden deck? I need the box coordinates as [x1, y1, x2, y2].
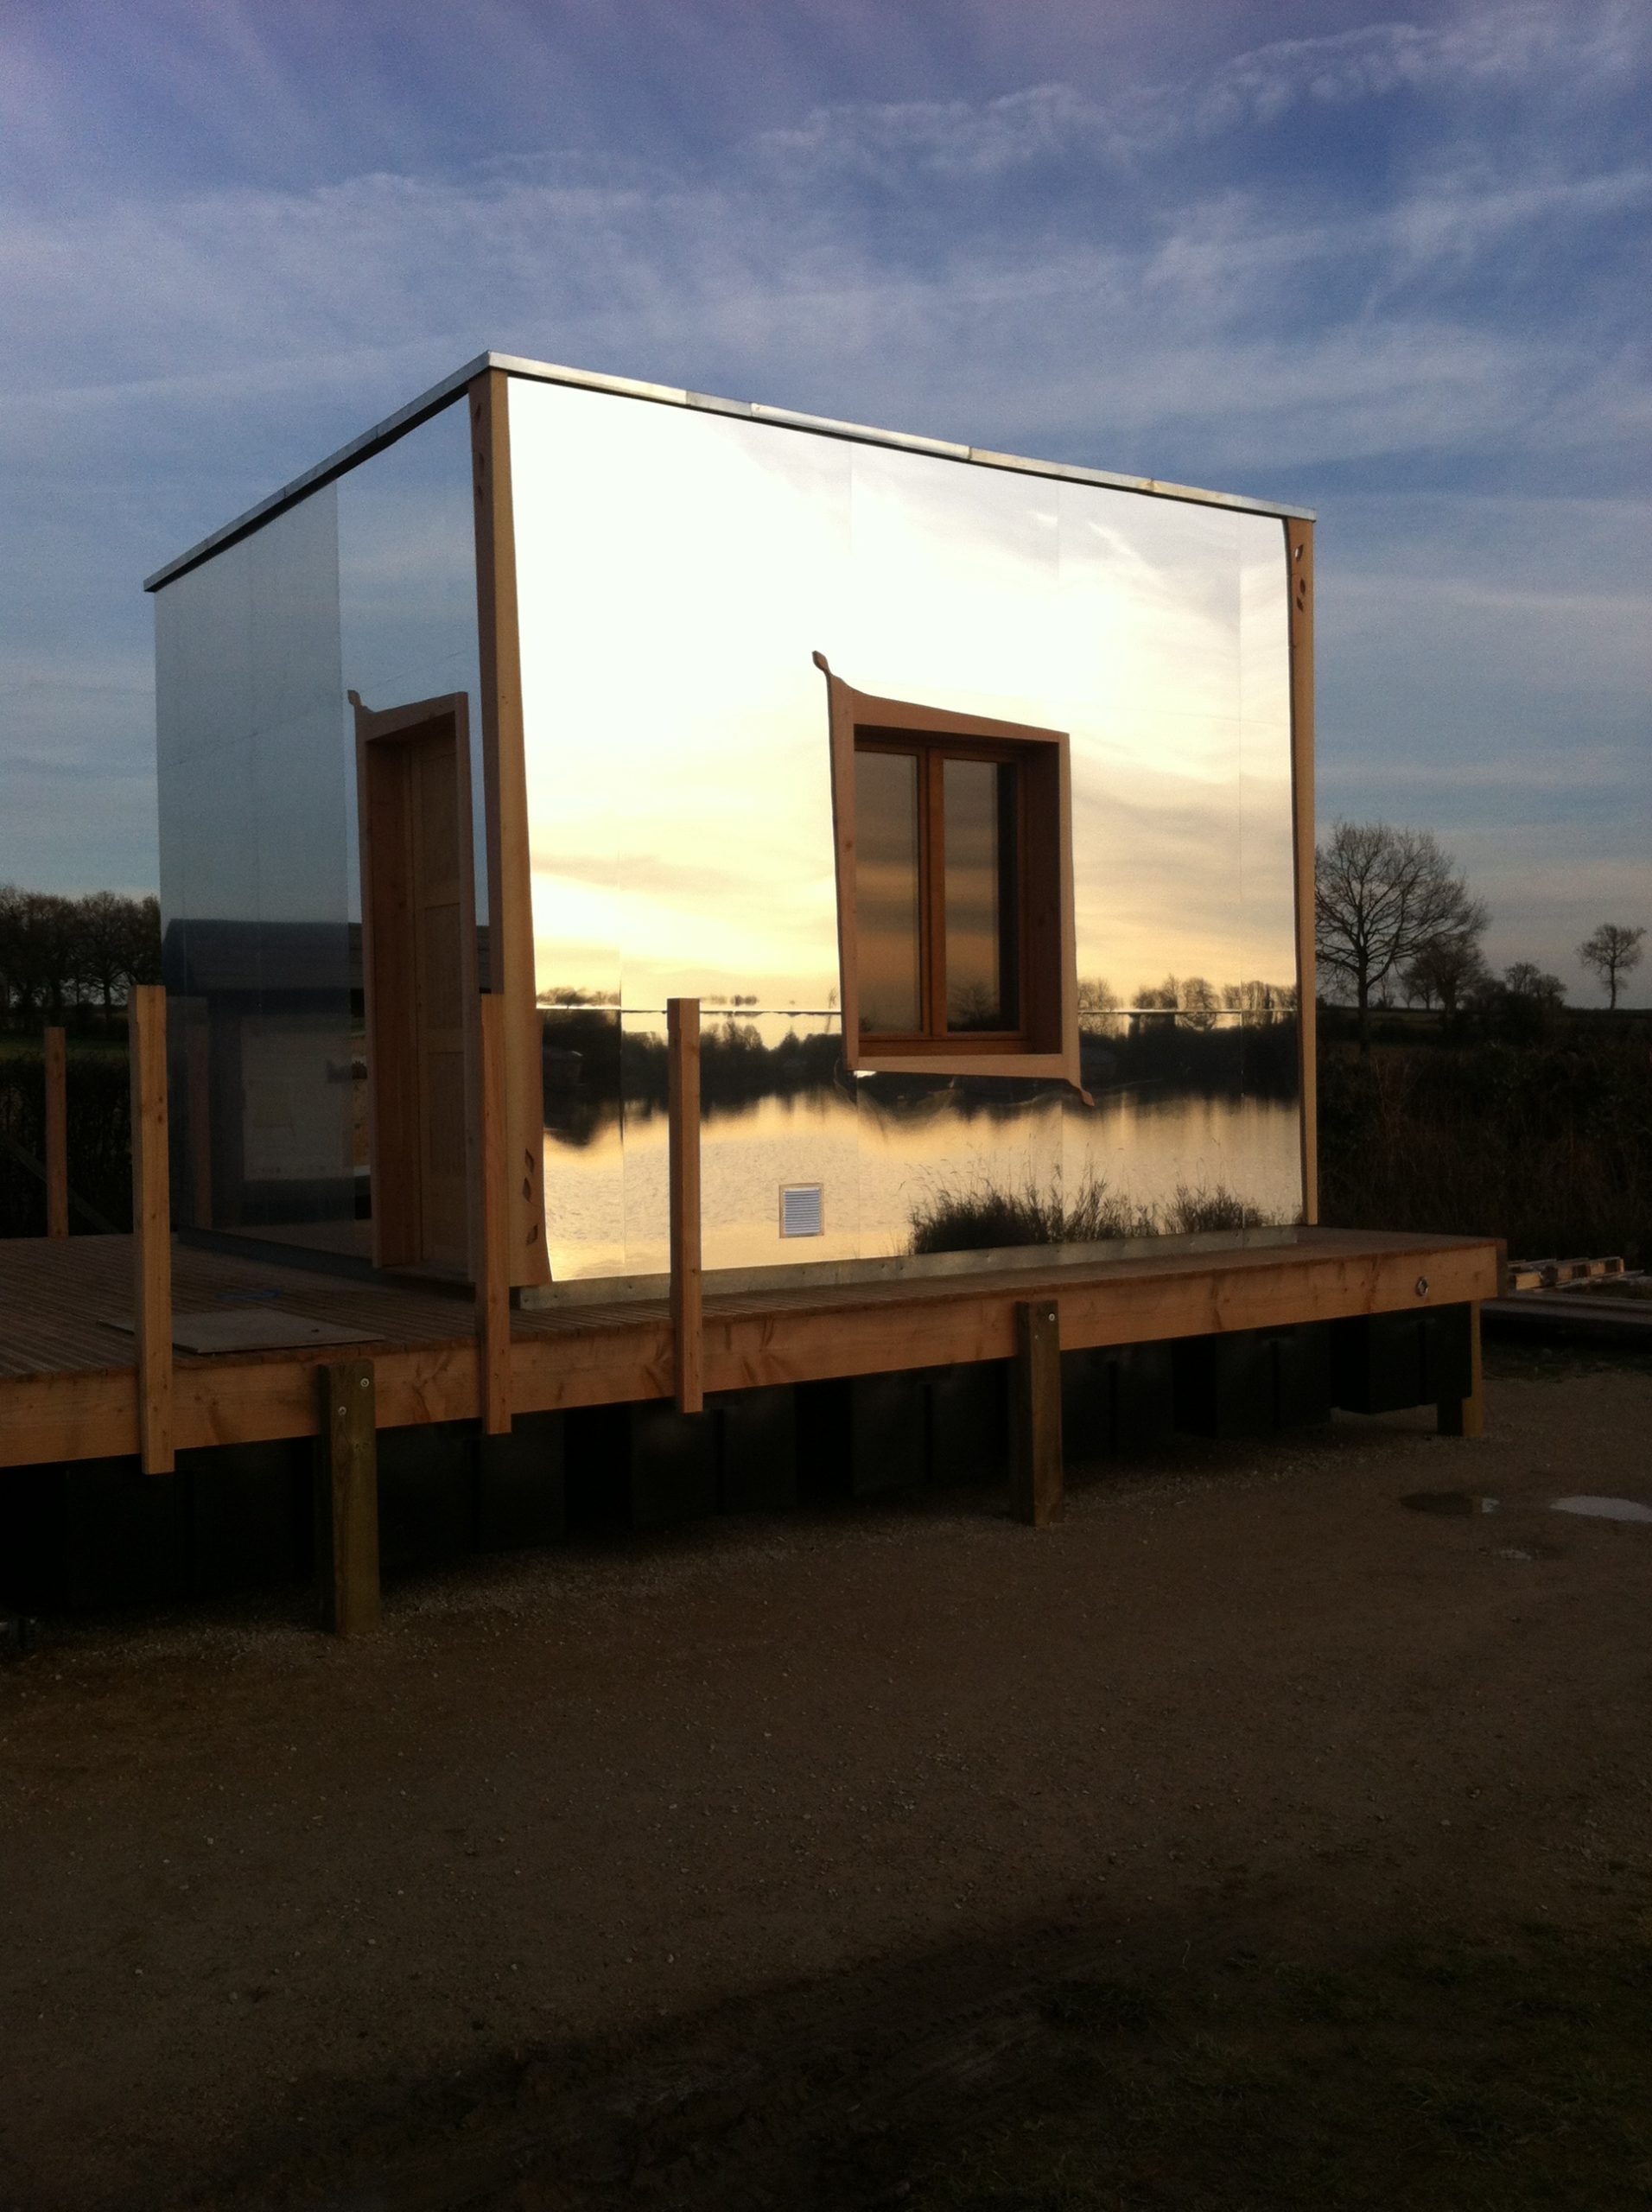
[0, 1227, 1501, 1471]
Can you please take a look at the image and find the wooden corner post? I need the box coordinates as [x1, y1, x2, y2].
[477, 992, 512, 1434]
[1437, 1302, 1485, 1440]
[667, 998, 703, 1415]
[1286, 517, 1318, 1226]
[469, 366, 550, 1287]
[1011, 1298, 1063, 1526]
[43, 1025, 68, 1239]
[127, 985, 173, 1474]
[317, 1360, 380, 1634]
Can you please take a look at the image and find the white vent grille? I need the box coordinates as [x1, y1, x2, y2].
[779, 1184, 825, 1238]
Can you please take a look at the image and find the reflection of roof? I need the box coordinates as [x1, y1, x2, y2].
[162, 918, 361, 995]
[164, 918, 493, 995]
[144, 351, 1316, 594]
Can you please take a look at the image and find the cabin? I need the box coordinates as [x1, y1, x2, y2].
[149, 352, 1314, 1283]
[0, 354, 1497, 1630]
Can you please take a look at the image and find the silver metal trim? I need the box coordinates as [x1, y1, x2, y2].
[144, 348, 1316, 592]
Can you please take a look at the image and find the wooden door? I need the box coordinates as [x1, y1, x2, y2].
[354, 694, 479, 1274]
[407, 728, 470, 1269]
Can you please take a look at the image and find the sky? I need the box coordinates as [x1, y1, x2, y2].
[2, 0, 1648, 999]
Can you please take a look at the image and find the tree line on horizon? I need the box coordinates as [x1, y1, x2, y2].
[1313, 821, 1644, 1046]
[0, 851, 1642, 1044]
[0, 886, 160, 1020]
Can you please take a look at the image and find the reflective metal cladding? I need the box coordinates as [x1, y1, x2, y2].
[510, 379, 1301, 1281]
[152, 397, 483, 1257]
[151, 367, 1301, 1285]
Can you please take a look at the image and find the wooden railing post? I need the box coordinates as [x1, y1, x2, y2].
[43, 1026, 68, 1239]
[316, 1359, 380, 1635]
[1011, 1298, 1063, 1526]
[477, 993, 511, 1435]
[667, 997, 703, 1414]
[127, 984, 174, 1474]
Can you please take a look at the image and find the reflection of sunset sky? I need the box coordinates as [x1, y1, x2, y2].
[512, 378, 1296, 1014]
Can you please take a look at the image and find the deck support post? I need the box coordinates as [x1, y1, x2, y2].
[43, 1026, 68, 1240]
[1011, 1298, 1064, 1526]
[317, 1359, 380, 1635]
[1437, 1300, 1485, 1440]
[477, 994, 512, 1435]
[667, 998, 703, 1415]
[128, 985, 174, 1474]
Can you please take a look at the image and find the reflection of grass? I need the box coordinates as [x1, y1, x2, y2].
[908, 1168, 1280, 1254]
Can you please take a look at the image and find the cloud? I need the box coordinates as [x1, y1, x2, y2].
[755, 7, 1652, 179]
[0, 0, 1646, 991]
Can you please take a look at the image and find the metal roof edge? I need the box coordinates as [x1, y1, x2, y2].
[144, 347, 1314, 590]
[143, 353, 492, 591]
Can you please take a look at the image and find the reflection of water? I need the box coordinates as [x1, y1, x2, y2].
[542, 1086, 1302, 1280]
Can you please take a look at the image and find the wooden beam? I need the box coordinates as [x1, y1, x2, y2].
[469, 369, 550, 1287]
[1010, 1297, 1063, 1526]
[667, 997, 703, 1415]
[1286, 517, 1318, 1226]
[42, 1026, 67, 1240]
[1438, 1300, 1485, 1440]
[127, 984, 173, 1475]
[316, 1359, 380, 1635]
[477, 992, 511, 1434]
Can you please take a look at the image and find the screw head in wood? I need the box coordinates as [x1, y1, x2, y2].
[1415, 1276, 1429, 1297]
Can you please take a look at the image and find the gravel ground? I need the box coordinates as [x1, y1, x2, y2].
[2, 1345, 1649, 2209]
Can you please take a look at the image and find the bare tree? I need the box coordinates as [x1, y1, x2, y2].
[1503, 960, 1565, 1006]
[0, 887, 160, 1020]
[1314, 821, 1486, 1049]
[1402, 932, 1488, 1022]
[1576, 922, 1645, 1011]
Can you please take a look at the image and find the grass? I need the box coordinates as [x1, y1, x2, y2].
[909, 1170, 1280, 1254]
[906, 1922, 1652, 2210]
[1318, 1031, 1652, 1268]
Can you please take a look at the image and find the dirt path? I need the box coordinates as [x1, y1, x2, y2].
[3, 1350, 1649, 2209]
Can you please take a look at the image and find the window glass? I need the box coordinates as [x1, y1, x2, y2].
[944, 758, 1017, 1031]
[855, 749, 922, 1033]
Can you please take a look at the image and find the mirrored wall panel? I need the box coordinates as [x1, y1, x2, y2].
[154, 397, 482, 1258]
[510, 380, 1302, 1280]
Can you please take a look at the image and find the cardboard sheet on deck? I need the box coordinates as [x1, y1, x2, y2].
[105, 1311, 378, 1355]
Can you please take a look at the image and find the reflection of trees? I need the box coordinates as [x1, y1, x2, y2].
[541, 992, 1303, 1149]
[542, 1008, 845, 1146]
[1081, 1014, 1299, 1101]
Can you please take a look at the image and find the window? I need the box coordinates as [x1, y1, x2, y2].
[855, 736, 1023, 1045]
[815, 654, 1081, 1084]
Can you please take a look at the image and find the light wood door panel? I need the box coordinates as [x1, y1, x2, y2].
[354, 695, 479, 1275]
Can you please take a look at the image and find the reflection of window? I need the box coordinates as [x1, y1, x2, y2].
[816, 654, 1081, 1084]
[855, 736, 1023, 1046]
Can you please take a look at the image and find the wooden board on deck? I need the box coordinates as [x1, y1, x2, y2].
[103, 1311, 380, 1356]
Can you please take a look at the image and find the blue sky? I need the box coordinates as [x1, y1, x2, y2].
[3, 0, 1648, 996]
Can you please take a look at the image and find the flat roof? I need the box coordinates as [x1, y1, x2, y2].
[144, 348, 1316, 592]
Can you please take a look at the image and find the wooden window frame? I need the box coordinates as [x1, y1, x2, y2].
[815, 654, 1081, 1085]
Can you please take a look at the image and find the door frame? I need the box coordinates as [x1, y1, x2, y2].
[351, 690, 482, 1274]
